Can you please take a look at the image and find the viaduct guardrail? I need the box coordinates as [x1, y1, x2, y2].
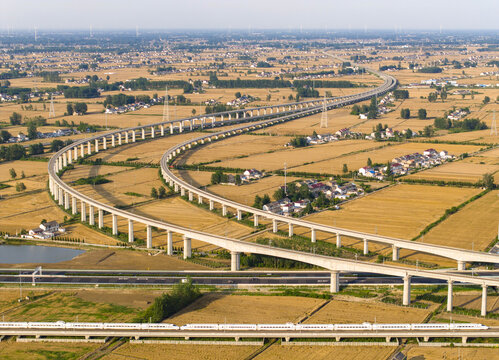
[47, 64, 499, 315]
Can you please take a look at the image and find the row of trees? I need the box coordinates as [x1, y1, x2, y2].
[400, 108, 427, 120]
[66, 102, 88, 115]
[434, 117, 487, 132]
[150, 186, 167, 199]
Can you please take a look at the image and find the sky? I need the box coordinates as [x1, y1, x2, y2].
[1, 0, 498, 31]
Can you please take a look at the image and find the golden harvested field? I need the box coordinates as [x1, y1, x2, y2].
[452, 292, 499, 314]
[62, 164, 135, 182]
[255, 345, 395, 360]
[104, 344, 259, 360]
[0, 160, 48, 182]
[208, 175, 299, 205]
[168, 293, 323, 325]
[0, 191, 66, 234]
[305, 298, 432, 324]
[130, 197, 253, 249]
[404, 346, 499, 360]
[0, 342, 98, 360]
[405, 161, 499, 183]
[62, 223, 117, 246]
[303, 184, 480, 240]
[215, 140, 377, 171]
[293, 142, 481, 175]
[0, 176, 47, 197]
[180, 134, 292, 165]
[174, 169, 214, 187]
[411, 190, 499, 251]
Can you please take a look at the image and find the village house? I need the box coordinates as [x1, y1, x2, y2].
[27, 221, 65, 239]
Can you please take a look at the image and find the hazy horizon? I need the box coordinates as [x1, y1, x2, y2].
[1, 0, 498, 31]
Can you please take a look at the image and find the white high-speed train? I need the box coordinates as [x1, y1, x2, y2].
[0, 322, 488, 331]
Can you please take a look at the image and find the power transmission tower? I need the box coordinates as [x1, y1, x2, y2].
[162, 87, 169, 122]
[48, 94, 56, 118]
[491, 110, 497, 136]
[320, 94, 328, 128]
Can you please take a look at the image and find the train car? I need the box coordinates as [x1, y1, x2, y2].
[180, 324, 219, 331]
[256, 323, 296, 331]
[411, 323, 449, 330]
[142, 323, 180, 330]
[295, 324, 334, 331]
[0, 322, 28, 328]
[103, 323, 142, 330]
[372, 324, 411, 331]
[450, 323, 488, 330]
[65, 322, 104, 329]
[218, 324, 257, 331]
[335, 323, 372, 331]
[28, 321, 65, 329]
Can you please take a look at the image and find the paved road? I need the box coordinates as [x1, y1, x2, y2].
[2, 269, 498, 287]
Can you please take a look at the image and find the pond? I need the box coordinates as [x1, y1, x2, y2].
[0, 245, 85, 264]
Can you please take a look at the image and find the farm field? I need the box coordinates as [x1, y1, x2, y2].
[302, 184, 480, 240]
[0, 160, 48, 182]
[214, 139, 378, 172]
[0, 342, 98, 360]
[255, 345, 395, 360]
[412, 190, 499, 251]
[168, 293, 323, 325]
[404, 346, 499, 360]
[304, 298, 433, 324]
[104, 344, 259, 360]
[292, 142, 481, 175]
[174, 169, 214, 187]
[180, 134, 292, 165]
[207, 175, 299, 205]
[405, 160, 499, 183]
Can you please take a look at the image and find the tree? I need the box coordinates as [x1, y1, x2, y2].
[482, 173, 495, 190]
[9, 112, 22, 125]
[253, 195, 262, 209]
[9, 168, 16, 179]
[0, 130, 11, 143]
[423, 125, 435, 137]
[483, 96, 490, 104]
[350, 104, 361, 115]
[418, 108, 427, 120]
[440, 90, 447, 102]
[385, 161, 392, 177]
[50, 139, 65, 152]
[29, 143, 44, 155]
[235, 92, 241, 98]
[367, 97, 378, 119]
[434, 117, 451, 129]
[150, 187, 158, 199]
[400, 108, 410, 119]
[304, 202, 314, 214]
[158, 186, 167, 198]
[66, 103, 74, 115]
[428, 92, 438, 103]
[342, 164, 348, 174]
[273, 187, 286, 201]
[367, 158, 372, 167]
[73, 102, 88, 115]
[27, 122, 37, 139]
[15, 182, 26, 192]
[191, 109, 196, 116]
[262, 194, 271, 206]
[235, 175, 242, 186]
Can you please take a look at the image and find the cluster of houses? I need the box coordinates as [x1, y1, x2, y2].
[6, 128, 76, 144]
[226, 95, 254, 107]
[263, 179, 363, 216]
[447, 108, 470, 121]
[105, 100, 161, 115]
[358, 92, 395, 120]
[0, 90, 63, 103]
[241, 169, 264, 182]
[358, 148, 454, 179]
[25, 221, 65, 240]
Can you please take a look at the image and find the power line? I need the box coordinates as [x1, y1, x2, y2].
[320, 94, 328, 128]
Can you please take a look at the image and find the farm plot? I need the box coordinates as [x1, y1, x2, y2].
[255, 345, 395, 360]
[404, 346, 499, 360]
[0, 160, 48, 182]
[168, 293, 323, 325]
[0, 342, 98, 360]
[405, 160, 499, 183]
[174, 169, 214, 188]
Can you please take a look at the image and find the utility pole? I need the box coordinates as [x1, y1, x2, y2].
[48, 94, 56, 118]
[320, 94, 328, 128]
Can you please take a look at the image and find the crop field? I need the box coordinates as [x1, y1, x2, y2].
[214, 140, 377, 172]
[207, 175, 300, 205]
[404, 346, 499, 360]
[292, 142, 481, 175]
[405, 160, 499, 183]
[302, 184, 480, 240]
[180, 134, 292, 165]
[174, 169, 214, 188]
[255, 345, 395, 360]
[168, 293, 323, 324]
[0, 342, 99, 360]
[105, 344, 259, 360]
[0, 160, 48, 182]
[305, 298, 432, 324]
[62, 164, 135, 182]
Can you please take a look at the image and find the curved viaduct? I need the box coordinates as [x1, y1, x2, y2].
[47, 64, 498, 315]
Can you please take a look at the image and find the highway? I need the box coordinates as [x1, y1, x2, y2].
[2, 269, 498, 287]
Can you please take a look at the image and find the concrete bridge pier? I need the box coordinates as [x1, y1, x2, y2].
[62, 152, 67, 167]
[146, 225, 152, 249]
[272, 219, 278, 233]
[64, 192, 70, 210]
[481, 285, 488, 316]
[330, 271, 339, 293]
[160, 125, 165, 136]
[167, 231, 173, 255]
[209, 200, 214, 211]
[103, 137, 107, 150]
[81, 202, 86, 222]
[457, 260, 466, 271]
[447, 280, 453, 312]
[253, 214, 259, 227]
[311, 229, 316, 243]
[111, 135, 116, 147]
[98, 209, 104, 229]
[236, 209, 242, 221]
[94, 139, 99, 153]
[118, 133, 122, 145]
[151, 127, 155, 138]
[71, 196, 77, 215]
[125, 132, 129, 143]
[198, 195, 203, 204]
[363, 239, 368, 255]
[188, 191, 193, 202]
[132, 131, 136, 142]
[128, 219, 134, 243]
[403, 274, 412, 306]
[88, 205, 95, 225]
[170, 124, 174, 134]
[112, 214, 118, 235]
[288, 223, 293, 237]
[141, 128, 146, 140]
[183, 236, 191, 259]
[231, 252, 240, 271]
[336, 234, 341, 248]
[80, 144, 85, 157]
[222, 205, 227, 217]
[87, 141, 92, 155]
[392, 245, 399, 261]
[67, 150, 72, 164]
